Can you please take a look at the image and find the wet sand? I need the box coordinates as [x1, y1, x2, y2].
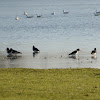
[0, 51, 100, 69]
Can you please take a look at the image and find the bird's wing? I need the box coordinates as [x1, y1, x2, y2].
[69, 50, 76, 55]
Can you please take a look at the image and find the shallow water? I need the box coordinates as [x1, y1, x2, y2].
[0, 0, 100, 68]
[0, 51, 100, 69]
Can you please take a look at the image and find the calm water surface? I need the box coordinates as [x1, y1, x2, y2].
[0, 0, 100, 68]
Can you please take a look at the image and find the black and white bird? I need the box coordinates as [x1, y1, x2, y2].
[10, 48, 22, 54]
[91, 48, 96, 55]
[37, 15, 42, 18]
[6, 48, 22, 56]
[69, 49, 80, 56]
[33, 46, 40, 53]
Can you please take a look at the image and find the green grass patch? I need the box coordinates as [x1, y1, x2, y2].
[0, 68, 100, 100]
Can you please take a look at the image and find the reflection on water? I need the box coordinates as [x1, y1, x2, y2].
[7, 55, 22, 60]
[68, 55, 79, 60]
[33, 52, 40, 57]
[0, 51, 100, 69]
[91, 55, 97, 59]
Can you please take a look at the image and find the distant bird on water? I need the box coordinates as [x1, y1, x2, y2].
[15, 17, 19, 20]
[63, 10, 69, 14]
[6, 48, 22, 56]
[91, 48, 96, 55]
[33, 46, 40, 53]
[26, 15, 34, 18]
[51, 12, 55, 15]
[24, 12, 28, 16]
[69, 49, 80, 56]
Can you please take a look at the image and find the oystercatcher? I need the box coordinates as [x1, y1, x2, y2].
[6, 48, 22, 56]
[69, 49, 80, 56]
[33, 46, 40, 53]
[91, 48, 96, 55]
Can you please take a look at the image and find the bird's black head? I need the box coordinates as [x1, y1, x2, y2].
[33, 46, 35, 48]
[77, 48, 80, 51]
[6, 48, 10, 53]
[94, 48, 96, 50]
[6, 48, 9, 52]
[6, 48, 9, 50]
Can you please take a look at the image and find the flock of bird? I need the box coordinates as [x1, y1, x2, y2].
[6, 46, 97, 58]
[15, 10, 69, 20]
[6, 46, 40, 57]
